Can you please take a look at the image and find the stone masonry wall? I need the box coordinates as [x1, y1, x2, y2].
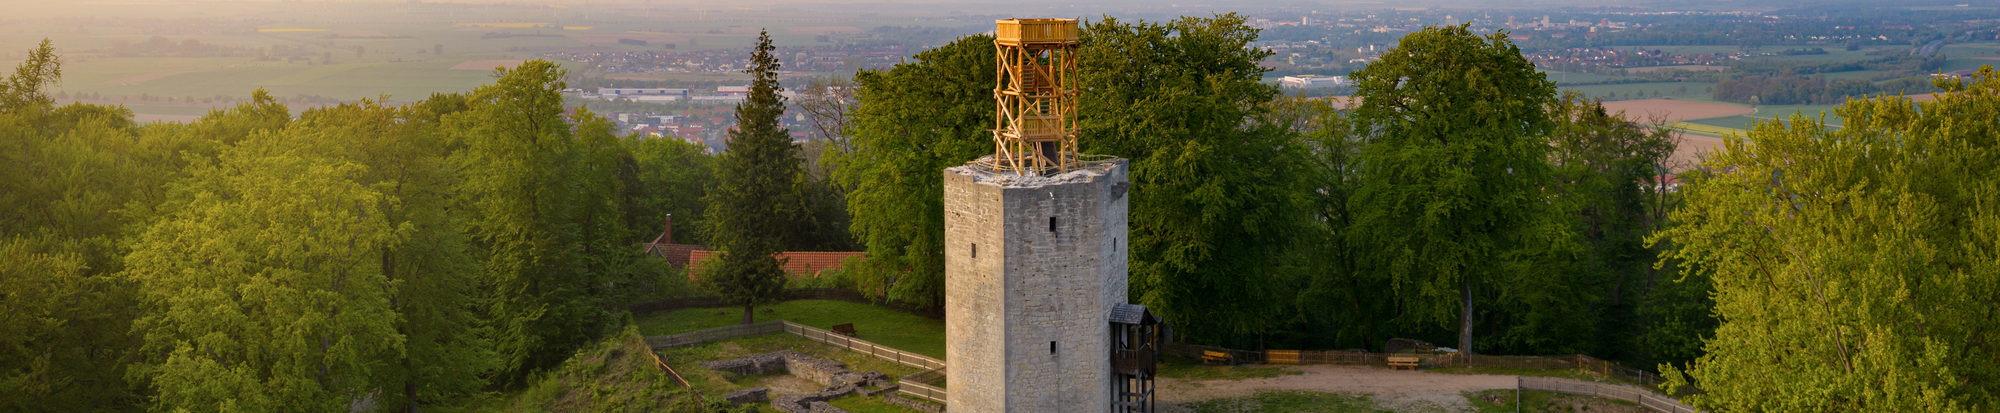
[945, 160, 1129, 413]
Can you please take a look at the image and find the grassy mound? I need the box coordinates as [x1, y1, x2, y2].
[488, 325, 718, 413]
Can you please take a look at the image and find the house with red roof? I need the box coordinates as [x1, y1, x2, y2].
[640, 216, 865, 279]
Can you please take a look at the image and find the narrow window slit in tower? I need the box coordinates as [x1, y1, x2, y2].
[1049, 216, 1058, 233]
[971, 243, 977, 258]
[1050, 341, 1058, 355]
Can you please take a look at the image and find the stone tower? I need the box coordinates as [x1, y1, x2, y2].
[943, 160, 1129, 413]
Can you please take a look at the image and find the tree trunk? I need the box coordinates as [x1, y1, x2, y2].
[742, 305, 754, 325]
[404, 354, 417, 413]
[1460, 274, 1474, 355]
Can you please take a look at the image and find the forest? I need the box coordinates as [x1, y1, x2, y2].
[4, 13, 1999, 413]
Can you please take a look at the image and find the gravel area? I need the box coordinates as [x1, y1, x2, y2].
[1155, 365, 1517, 412]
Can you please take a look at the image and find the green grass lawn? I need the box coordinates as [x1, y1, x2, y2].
[1183, 391, 1392, 413]
[636, 299, 946, 359]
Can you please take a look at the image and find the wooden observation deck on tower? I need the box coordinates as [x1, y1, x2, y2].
[991, 18, 1080, 175]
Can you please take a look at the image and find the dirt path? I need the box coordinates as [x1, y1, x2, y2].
[1155, 365, 1517, 412]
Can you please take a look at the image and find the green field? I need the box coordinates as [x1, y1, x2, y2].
[1751, 104, 1844, 125]
[1684, 116, 1762, 132]
[1559, 81, 1715, 101]
[1670, 121, 1747, 138]
[636, 299, 947, 358]
[1541, 70, 1630, 84]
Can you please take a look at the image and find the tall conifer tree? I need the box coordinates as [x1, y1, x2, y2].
[706, 30, 797, 324]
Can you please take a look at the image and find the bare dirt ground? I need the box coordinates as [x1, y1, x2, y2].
[1600, 99, 1755, 123]
[1155, 365, 1517, 412]
[450, 59, 524, 71]
[1669, 132, 1724, 170]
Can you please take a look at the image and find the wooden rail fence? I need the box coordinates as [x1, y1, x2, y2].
[1520, 376, 1699, 413]
[646, 320, 949, 406]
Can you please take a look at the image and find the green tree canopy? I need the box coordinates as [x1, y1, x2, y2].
[1079, 13, 1313, 343]
[1345, 24, 1562, 354]
[1655, 68, 2000, 411]
[833, 34, 994, 308]
[125, 127, 402, 412]
[448, 60, 631, 384]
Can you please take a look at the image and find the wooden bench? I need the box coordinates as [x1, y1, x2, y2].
[831, 323, 858, 337]
[1201, 350, 1234, 365]
[1387, 355, 1421, 370]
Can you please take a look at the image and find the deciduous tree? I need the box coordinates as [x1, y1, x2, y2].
[1081, 14, 1313, 343]
[1345, 24, 1561, 354]
[833, 35, 993, 308]
[1655, 68, 2000, 411]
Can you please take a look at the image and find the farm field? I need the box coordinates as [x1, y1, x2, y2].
[1540, 70, 1630, 84]
[1685, 115, 1762, 131]
[1558, 82, 1714, 102]
[1599, 99, 1754, 123]
[1669, 122, 1746, 138]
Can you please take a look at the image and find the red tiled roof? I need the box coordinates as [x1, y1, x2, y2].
[687, 250, 866, 279]
[645, 242, 708, 268]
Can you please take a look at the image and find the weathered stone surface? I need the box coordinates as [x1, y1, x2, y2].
[724, 388, 768, 405]
[881, 394, 946, 413]
[784, 352, 849, 385]
[945, 159, 1128, 413]
[716, 350, 894, 411]
[772, 395, 812, 413]
[806, 401, 846, 413]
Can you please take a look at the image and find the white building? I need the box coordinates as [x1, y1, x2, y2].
[1278, 75, 1348, 89]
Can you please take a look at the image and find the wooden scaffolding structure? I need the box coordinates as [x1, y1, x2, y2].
[991, 18, 1080, 175]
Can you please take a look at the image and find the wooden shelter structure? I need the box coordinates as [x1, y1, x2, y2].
[990, 18, 1081, 175]
[1110, 303, 1162, 413]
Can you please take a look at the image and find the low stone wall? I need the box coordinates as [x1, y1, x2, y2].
[701, 350, 798, 376]
[701, 350, 900, 413]
[881, 394, 945, 413]
[724, 388, 768, 405]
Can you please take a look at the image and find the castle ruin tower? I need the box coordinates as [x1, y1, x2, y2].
[944, 18, 1157, 413]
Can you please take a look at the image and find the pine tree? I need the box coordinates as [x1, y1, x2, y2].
[705, 29, 799, 325]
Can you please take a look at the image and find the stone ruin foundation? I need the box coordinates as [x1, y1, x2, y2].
[701, 350, 938, 413]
